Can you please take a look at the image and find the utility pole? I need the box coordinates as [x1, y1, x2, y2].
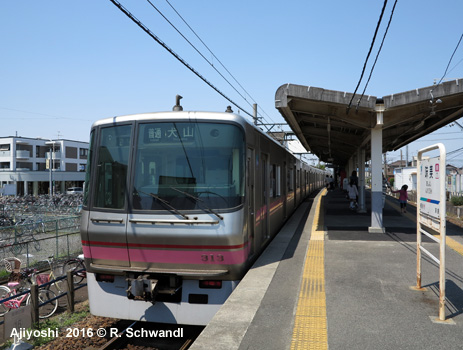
[406, 145, 409, 167]
[253, 104, 258, 126]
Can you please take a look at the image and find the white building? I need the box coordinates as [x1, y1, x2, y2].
[393, 166, 417, 191]
[0, 136, 88, 196]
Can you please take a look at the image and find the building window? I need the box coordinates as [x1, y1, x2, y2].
[66, 163, 78, 172]
[66, 147, 78, 159]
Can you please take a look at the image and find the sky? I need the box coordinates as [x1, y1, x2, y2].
[1, 0, 463, 166]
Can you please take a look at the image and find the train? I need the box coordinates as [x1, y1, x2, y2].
[80, 103, 327, 325]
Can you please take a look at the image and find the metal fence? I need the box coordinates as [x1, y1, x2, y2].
[0, 216, 82, 268]
[446, 174, 463, 197]
[390, 190, 462, 219]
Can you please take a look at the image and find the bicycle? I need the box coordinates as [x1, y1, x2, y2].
[62, 254, 86, 285]
[40, 255, 67, 306]
[0, 267, 58, 319]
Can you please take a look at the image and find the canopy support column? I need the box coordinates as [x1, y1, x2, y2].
[369, 101, 385, 233]
[357, 148, 366, 213]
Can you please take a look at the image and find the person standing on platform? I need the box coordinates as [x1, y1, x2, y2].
[325, 175, 330, 189]
[347, 179, 359, 210]
[349, 171, 359, 201]
[349, 171, 358, 187]
[392, 185, 409, 213]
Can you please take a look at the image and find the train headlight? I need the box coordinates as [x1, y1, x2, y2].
[199, 280, 222, 289]
[95, 274, 115, 283]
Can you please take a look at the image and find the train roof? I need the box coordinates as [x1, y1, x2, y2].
[91, 111, 251, 129]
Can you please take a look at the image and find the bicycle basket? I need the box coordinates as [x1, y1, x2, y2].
[36, 274, 50, 286]
[2, 257, 21, 273]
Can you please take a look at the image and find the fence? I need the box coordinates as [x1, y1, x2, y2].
[0, 216, 82, 267]
[0, 270, 87, 333]
[447, 202, 463, 219]
[390, 190, 462, 220]
[446, 174, 463, 197]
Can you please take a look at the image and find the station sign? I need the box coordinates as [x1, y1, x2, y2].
[415, 143, 447, 321]
[419, 156, 441, 228]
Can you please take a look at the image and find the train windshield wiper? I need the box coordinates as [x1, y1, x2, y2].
[135, 189, 190, 220]
[170, 187, 224, 221]
[148, 193, 191, 220]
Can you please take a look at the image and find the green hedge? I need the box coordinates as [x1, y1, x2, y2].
[450, 196, 463, 206]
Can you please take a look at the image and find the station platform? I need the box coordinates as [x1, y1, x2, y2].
[189, 188, 463, 350]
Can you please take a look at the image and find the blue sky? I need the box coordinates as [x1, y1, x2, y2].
[1, 0, 463, 165]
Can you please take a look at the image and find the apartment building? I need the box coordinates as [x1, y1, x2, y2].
[0, 136, 88, 196]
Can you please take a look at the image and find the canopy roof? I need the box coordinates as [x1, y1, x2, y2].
[275, 79, 463, 167]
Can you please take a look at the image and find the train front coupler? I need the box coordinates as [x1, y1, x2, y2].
[126, 275, 159, 303]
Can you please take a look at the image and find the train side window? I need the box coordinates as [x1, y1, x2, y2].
[270, 164, 281, 198]
[270, 165, 275, 198]
[288, 167, 294, 192]
[93, 125, 132, 209]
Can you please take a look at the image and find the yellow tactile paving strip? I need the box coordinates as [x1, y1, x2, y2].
[434, 234, 463, 256]
[290, 189, 328, 350]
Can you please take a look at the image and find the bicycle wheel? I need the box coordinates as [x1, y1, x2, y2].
[62, 259, 85, 285]
[10, 242, 24, 256]
[47, 274, 67, 307]
[26, 289, 58, 319]
[0, 286, 11, 316]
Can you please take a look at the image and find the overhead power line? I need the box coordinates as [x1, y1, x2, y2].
[347, 0, 389, 113]
[162, 1, 254, 104]
[145, 0, 252, 111]
[357, 0, 398, 109]
[108, 0, 253, 118]
[435, 33, 463, 87]
[156, 0, 279, 128]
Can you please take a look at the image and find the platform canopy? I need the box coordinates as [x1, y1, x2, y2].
[275, 79, 463, 167]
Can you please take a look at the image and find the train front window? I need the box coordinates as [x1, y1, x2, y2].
[132, 122, 245, 211]
[93, 125, 132, 209]
[83, 130, 94, 207]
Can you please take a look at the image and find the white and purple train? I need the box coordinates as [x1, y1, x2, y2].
[80, 105, 327, 325]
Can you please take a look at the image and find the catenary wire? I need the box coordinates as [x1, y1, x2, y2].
[145, 0, 253, 112]
[356, 0, 398, 109]
[108, 0, 253, 118]
[346, 0, 389, 113]
[435, 33, 463, 87]
[160, 0, 279, 129]
[163, 0, 254, 106]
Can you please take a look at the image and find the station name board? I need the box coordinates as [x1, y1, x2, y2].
[419, 156, 441, 220]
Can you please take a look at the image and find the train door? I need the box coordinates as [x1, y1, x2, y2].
[86, 124, 132, 268]
[293, 165, 297, 211]
[283, 161, 287, 220]
[261, 153, 269, 240]
[247, 147, 255, 257]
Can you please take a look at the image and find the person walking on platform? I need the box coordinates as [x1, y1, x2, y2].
[349, 170, 358, 187]
[349, 171, 359, 202]
[347, 179, 359, 210]
[392, 185, 409, 213]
